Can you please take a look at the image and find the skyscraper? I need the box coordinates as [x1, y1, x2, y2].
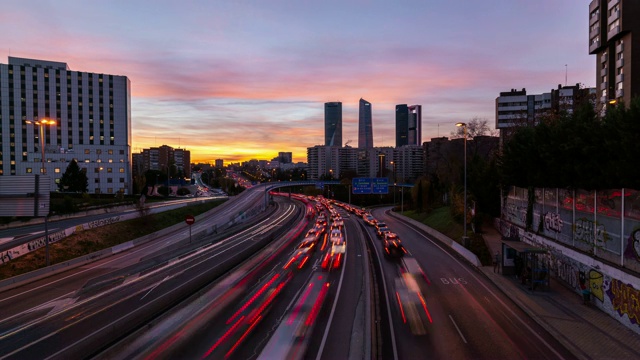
[324, 102, 342, 147]
[396, 104, 422, 147]
[408, 105, 422, 146]
[395, 104, 409, 147]
[358, 98, 373, 148]
[588, 0, 640, 108]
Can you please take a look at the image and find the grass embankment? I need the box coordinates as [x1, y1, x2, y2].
[402, 206, 492, 265]
[0, 200, 225, 281]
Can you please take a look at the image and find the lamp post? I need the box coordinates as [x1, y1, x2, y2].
[26, 118, 56, 266]
[391, 161, 395, 205]
[456, 122, 469, 247]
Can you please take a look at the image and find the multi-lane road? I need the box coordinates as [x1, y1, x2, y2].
[0, 187, 577, 359]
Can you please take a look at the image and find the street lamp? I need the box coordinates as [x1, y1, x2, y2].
[391, 161, 395, 205]
[25, 118, 57, 266]
[456, 122, 469, 247]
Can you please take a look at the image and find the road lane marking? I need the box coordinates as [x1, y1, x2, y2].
[449, 314, 468, 344]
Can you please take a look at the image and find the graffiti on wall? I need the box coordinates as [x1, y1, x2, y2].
[503, 202, 526, 225]
[543, 212, 564, 233]
[607, 279, 640, 325]
[574, 217, 610, 247]
[623, 229, 640, 261]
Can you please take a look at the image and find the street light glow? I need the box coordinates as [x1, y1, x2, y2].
[25, 118, 57, 267]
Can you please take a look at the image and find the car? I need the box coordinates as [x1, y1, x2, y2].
[363, 214, 376, 226]
[384, 238, 407, 259]
[375, 221, 387, 232]
[401, 257, 429, 288]
[376, 226, 390, 238]
[384, 232, 401, 242]
[329, 228, 343, 244]
[331, 218, 344, 229]
[394, 274, 432, 335]
[284, 241, 317, 270]
[321, 242, 346, 270]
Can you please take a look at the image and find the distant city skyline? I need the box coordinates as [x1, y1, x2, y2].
[0, 1, 595, 163]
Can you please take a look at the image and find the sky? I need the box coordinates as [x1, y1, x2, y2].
[0, 1, 595, 164]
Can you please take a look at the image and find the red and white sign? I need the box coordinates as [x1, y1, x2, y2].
[185, 215, 195, 225]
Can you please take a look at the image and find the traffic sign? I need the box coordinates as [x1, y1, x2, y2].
[372, 178, 389, 194]
[185, 214, 195, 225]
[352, 178, 372, 194]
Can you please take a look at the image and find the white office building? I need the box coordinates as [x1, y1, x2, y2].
[0, 57, 132, 194]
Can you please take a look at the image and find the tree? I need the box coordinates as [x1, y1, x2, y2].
[450, 117, 498, 138]
[58, 160, 88, 193]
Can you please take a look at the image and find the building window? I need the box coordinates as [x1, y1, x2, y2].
[85, 149, 90, 154]
[26, 168, 32, 173]
[107, 178, 113, 183]
[119, 168, 125, 173]
[54, 168, 60, 173]
[108, 149, 113, 155]
[96, 149, 102, 155]
[107, 168, 113, 173]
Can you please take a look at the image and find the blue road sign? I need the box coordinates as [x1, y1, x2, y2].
[372, 177, 389, 194]
[352, 178, 372, 194]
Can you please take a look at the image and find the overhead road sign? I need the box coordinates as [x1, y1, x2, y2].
[372, 178, 389, 194]
[352, 178, 372, 194]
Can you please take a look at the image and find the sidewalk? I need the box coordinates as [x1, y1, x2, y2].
[480, 225, 640, 360]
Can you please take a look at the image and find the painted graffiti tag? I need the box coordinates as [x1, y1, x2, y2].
[608, 279, 640, 325]
[88, 216, 121, 229]
[544, 212, 564, 233]
[574, 218, 609, 245]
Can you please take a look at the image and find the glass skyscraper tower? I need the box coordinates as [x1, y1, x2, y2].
[396, 104, 422, 147]
[358, 98, 373, 148]
[324, 102, 342, 147]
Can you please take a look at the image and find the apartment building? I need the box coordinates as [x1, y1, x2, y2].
[0, 57, 132, 194]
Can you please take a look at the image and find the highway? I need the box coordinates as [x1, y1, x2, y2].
[369, 207, 576, 360]
[0, 188, 578, 359]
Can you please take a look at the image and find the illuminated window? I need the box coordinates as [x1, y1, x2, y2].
[108, 149, 113, 155]
[107, 168, 113, 173]
[85, 149, 90, 154]
[54, 168, 60, 173]
[26, 168, 32, 173]
[119, 168, 124, 173]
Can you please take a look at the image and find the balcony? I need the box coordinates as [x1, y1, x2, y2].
[600, 81, 608, 90]
[616, 89, 624, 98]
[601, 53, 608, 63]
[608, 0, 619, 10]
[616, 58, 624, 68]
[601, 66, 608, 76]
[615, 73, 624, 83]
[607, 10, 620, 24]
[616, 42, 624, 54]
[608, 25, 621, 39]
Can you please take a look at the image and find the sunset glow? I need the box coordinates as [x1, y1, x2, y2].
[1, 1, 594, 163]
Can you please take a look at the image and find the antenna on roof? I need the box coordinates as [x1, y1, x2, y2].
[565, 64, 568, 87]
